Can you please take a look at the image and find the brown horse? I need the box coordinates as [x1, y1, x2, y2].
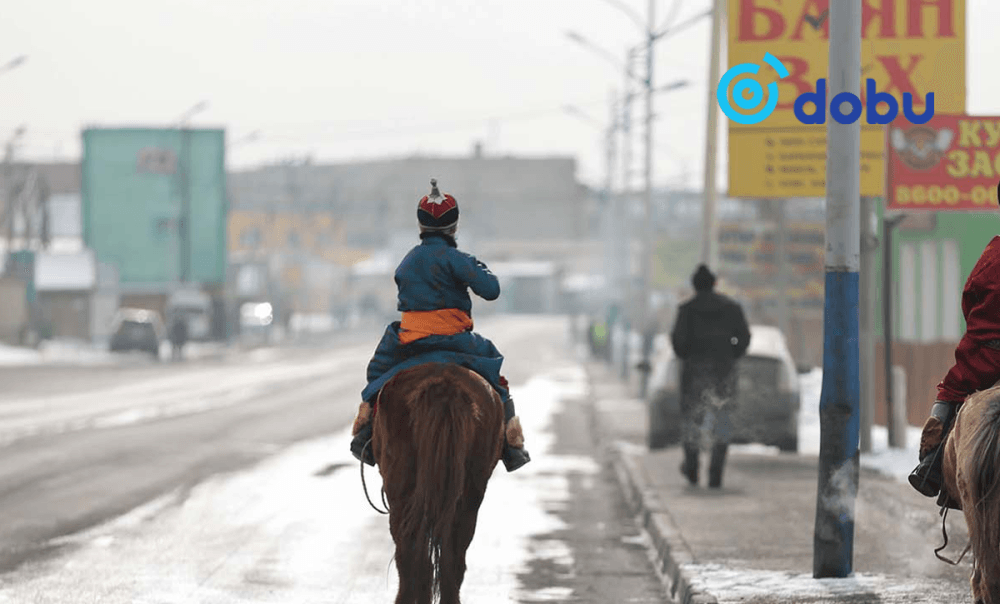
[371, 363, 505, 604]
[943, 384, 1000, 604]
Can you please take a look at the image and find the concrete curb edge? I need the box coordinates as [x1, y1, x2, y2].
[584, 366, 718, 604]
[607, 444, 719, 604]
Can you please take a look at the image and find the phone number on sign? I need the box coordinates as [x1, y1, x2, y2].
[893, 185, 999, 207]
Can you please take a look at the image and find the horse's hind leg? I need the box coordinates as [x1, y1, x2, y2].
[439, 492, 486, 604]
[438, 528, 464, 604]
[390, 514, 433, 604]
[392, 541, 433, 604]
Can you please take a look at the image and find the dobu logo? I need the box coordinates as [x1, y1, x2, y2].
[717, 52, 788, 125]
[718, 53, 936, 125]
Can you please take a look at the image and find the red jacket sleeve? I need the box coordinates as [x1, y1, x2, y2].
[937, 236, 1000, 403]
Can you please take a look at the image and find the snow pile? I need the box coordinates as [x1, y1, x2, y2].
[683, 564, 958, 603]
[0, 340, 113, 366]
[0, 343, 41, 365]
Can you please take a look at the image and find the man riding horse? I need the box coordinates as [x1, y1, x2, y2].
[910, 180, 1000, 508]
[350, 179, 531, 472]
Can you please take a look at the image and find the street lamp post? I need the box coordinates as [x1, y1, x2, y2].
[176, 101, 209, 285]
[2, 126, 26, 275]
[640, 0, 655, 381]
[1, 53, 28, 274]
[702, 0, 724, 270]
[621, 48, 635, 299]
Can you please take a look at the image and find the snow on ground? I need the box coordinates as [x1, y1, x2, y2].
[681, 564, 957, 604]
[0, 343, 41, 365]
[0, 349, 367, 448]
[0, 339, 232, 367]
[0, 359, 596, 604]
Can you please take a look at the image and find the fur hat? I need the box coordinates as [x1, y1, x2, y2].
[417, 178, 459, 231]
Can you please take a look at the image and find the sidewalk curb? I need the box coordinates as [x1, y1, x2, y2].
[585, 367, 719, 604]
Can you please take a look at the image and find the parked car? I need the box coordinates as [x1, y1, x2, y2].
[646, 324, 801, 452]
[109, 308, 165, 359]
[239, 301, 274, 345]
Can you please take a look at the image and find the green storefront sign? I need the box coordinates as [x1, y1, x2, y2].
[82, 128, 227, 286]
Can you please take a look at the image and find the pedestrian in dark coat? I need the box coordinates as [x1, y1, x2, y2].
[169, 315, 188, 361]
[670, 264, 751, 488]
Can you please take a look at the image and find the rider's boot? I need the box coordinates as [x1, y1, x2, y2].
[500, 377, 531, 472]
[908, 401, 958, 498]
[350, 401, 377, 466]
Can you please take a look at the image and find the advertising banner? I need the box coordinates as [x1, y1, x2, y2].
[725, 0, 965, 198]
[886, 114, 1000, 211]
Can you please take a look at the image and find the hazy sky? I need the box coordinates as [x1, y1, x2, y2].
[4, 0, 1000, 191]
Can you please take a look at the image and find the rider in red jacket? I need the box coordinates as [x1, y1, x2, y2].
[910, 223, 1000, 506]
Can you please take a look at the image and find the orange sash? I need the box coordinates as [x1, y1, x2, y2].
[399, 309, 473, 345]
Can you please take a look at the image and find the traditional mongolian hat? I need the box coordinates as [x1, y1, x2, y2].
[417, 178, 459, 231]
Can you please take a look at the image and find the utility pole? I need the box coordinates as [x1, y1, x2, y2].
[2, 127, 25, 275]
[701, 0, 724, 270]
[882, 214, 906, 447]
[175, 101, 208, 285]
[858, 197, 877, 453]
[636, 0, 655, 394]
[813, 0, 861, 579]
[620, 49, 635, 298]
[775, 198, 790, 338]
[605, 89, 617, 217]
[179, 127, 191, 283]
[605, 89, 619, 295]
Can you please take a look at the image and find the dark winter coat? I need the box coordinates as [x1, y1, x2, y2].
[670, 291, 751, 413]
[361, 232, 508, 404]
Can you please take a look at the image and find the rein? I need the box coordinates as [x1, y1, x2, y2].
[360, 390, 390, 515]
[935, 505, 972, 565]
[360, 439, 390, 515]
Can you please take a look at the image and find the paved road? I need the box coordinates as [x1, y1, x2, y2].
[0, 316, 672, 603]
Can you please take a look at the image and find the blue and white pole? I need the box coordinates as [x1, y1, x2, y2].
[813, 0, 862, 579]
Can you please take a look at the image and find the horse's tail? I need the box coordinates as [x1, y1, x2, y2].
[401, 376, 475, 599]
[962, 391, 1000, 598]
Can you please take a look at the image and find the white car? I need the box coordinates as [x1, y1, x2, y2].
[646, 324, 801, 452]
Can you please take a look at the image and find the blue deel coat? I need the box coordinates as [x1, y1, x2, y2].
[361, 233, 510, 403]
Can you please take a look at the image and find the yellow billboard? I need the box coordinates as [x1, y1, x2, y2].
[729, 128, 886, 195]
[726, 0, 965, 197]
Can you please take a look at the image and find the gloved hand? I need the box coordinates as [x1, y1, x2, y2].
[918, 400, 959, 460]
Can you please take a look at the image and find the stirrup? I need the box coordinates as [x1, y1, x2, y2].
[908, 446, 944, 497]
[502, 443, 531, 472]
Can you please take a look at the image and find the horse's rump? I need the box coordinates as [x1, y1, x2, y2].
[372, 363, 505, 603]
